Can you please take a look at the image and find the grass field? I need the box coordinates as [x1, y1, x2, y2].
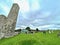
[0, 31, 60, 45]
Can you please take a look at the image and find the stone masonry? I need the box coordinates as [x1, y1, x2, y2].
[0, 3, 20, 39]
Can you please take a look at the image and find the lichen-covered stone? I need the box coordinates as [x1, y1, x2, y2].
[0, 3, 20, 39]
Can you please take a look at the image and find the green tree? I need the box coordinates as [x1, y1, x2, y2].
[25, 27, 31, 31]
[36, 28, 39, 31]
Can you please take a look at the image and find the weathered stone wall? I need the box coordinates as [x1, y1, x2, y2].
[0, 15, 7, 39]
[0, 3, 20, 38]
[4, 3, 19, 38]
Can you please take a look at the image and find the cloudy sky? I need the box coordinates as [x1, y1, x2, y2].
[0, 0, 60, 30]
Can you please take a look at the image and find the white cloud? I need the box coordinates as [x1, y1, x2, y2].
[37, 24, 58, 30]
[13, 0, 30, 13]
[31, 0, 40, 11]
[15, 25, 27, 29]
[16, 24, 60, 30]
[32, 19, 43, 23]
[28, 24, 35, 29]
[15, 27, 20, 30]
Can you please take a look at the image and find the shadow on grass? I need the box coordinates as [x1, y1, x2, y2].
[20, 40, 40, 45]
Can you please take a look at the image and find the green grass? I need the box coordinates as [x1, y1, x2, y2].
[0, 31, 60, 45]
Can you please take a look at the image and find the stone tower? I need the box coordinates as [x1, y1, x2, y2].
[5, 3, 20, 37]
[0, 3, 20, 38]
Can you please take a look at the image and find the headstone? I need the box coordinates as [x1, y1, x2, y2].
[49, 30, 51, 34]
[57, 32, 60, 37]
